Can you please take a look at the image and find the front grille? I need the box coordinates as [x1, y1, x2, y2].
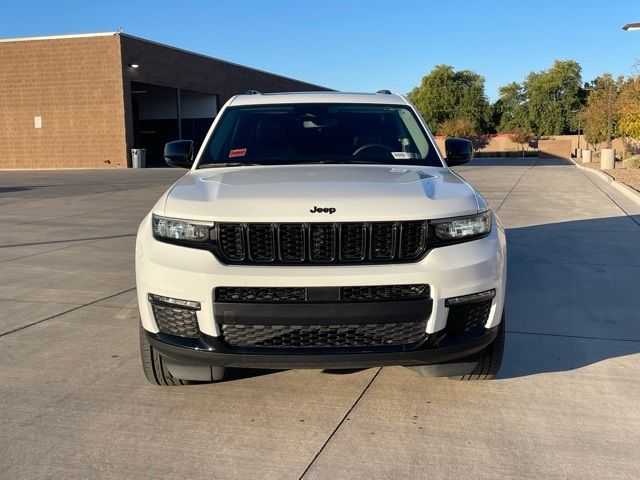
[152, 304, 200, 338]
[221, 321, 427, 348]
[341, 284, 429, 301]
[215, 287, 307, 303]
[445, 299, 492, 337]
[214, 221, 429, 265]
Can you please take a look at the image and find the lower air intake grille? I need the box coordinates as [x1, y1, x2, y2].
[152, 304, 200, 338]
[445, 299, 492, 337]
[341, 284, 430, 301]
[215, 285, 429, 303]
[221, 321, 427, 348]
[215, 287, 307, 303]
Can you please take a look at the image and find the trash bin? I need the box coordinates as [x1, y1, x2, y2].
[131, 148, 146, 168]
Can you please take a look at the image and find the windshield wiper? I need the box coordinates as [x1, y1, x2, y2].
[198, 162, 264, 169]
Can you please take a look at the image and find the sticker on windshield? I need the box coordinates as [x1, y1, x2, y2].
[391, 152, 413, 160]
[229, 148, 247, 158]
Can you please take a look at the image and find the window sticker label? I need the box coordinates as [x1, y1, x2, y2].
[229, 148, 247, 158]
[391, 152, 413, 160]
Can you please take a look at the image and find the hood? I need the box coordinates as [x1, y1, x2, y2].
[162, 164, 479, 222]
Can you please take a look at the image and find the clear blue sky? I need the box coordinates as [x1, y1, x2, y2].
[1, 0, 639, 101]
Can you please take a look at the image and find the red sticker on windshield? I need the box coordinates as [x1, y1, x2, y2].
[229, 148, 247, 158]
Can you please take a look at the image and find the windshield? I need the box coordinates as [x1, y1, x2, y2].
[196, 103, 443, 168]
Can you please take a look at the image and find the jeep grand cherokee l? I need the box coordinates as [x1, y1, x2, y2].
[136, 91, 506, 385]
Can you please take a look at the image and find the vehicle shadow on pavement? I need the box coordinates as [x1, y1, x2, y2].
[497, 215, 640, 379]
[224, 367, 284, 382]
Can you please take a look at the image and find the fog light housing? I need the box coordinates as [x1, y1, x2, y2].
[445, 289, 495, 307]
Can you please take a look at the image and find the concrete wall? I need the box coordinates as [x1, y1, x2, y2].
[435, 133, 633, 160]
[0, 34, 127, 168]
[538, 138, 572, 159]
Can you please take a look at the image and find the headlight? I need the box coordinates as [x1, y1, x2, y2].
[432, 210, 491, 240]
[152, 214, 213, 242]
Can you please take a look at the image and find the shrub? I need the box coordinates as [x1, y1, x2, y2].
[623, 155, 640, 169]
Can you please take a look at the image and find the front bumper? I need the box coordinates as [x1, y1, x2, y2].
[146, 325, 500, 369]
[137, 214, 506, 332]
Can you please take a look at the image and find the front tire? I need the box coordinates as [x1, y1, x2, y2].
[411, 314, 506, 381]
[449, 316, 505, 380]
[139, 324, 191, 386]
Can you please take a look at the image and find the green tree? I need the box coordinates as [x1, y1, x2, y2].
[523, 60, 583, 135]
[494, 82, 530, 132]
[509, 128, 535, 157]
[583, 74, 622, 147]
[408, 65, 492, 135]
[438, 118, 477, 138]
[617, 76, 640, 140]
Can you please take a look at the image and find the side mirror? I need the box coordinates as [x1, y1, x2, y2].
[444, 138, 474, 166]
[164, 140, 194, 168]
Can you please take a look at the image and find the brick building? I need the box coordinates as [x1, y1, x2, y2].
[0, 32, 327, 168]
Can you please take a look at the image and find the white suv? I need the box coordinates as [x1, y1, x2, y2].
[136, 91, 506, 385]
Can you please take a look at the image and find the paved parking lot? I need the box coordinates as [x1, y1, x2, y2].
[1, 159, 639, 479]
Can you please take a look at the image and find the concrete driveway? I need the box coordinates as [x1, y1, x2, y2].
[1, 159, 639, 479]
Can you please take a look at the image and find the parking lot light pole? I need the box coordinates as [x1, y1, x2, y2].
[606, 81, 613, 149]
[571, 109, 582, 151]
[622, 23, 640, 31]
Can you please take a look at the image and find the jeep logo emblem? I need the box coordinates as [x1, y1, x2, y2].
[310, 206, 336, 214]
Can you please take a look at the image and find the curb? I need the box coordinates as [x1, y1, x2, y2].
[570, 158, 640, 207]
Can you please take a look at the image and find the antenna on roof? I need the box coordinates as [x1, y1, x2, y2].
[244, 90, 262, 95]
[116, 27, 123, 34]
[376, 89, 392, 94]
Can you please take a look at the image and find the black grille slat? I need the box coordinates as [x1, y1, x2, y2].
[215, 221, 429, 264]
[215, 287, 307, 303]
[340, 223, 366, 260]
[278, 223, 305, 261]
[370, 222, 396, 259]
[248, 224, 275, 261]
[219, 224, 245, 261]
[399, 221, 427, 259]
[341, 284, 429, 302]
[221, 321, 427, 348]
[310, 224, 336, 261]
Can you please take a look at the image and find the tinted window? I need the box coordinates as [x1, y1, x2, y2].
[197, 103, 442, 168]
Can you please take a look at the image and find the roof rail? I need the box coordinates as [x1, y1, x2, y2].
[244, 90, 262, 95]
[376, 89, 392, 94]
